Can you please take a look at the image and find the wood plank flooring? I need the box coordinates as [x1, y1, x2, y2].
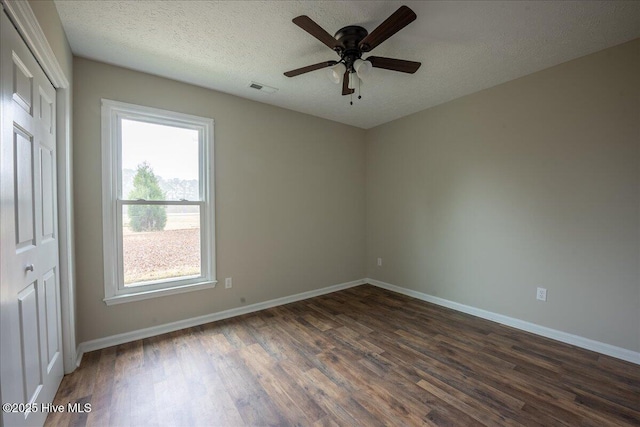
[46, 285, 640, 426]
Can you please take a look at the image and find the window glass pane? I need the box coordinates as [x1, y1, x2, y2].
[122, 204, 201, 286]
[121, 119, 199, 201]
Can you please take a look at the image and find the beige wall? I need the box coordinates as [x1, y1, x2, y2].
[74, 58, 366, 342]
[73, 38, 638, 352]
[366, 39, 640, 352]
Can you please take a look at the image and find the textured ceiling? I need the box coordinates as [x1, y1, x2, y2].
[54, 1, 640, 129]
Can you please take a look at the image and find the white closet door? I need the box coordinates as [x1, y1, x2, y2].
[1, 11, 64, 427]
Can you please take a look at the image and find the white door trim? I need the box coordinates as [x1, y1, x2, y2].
[2, 0, 77, 373]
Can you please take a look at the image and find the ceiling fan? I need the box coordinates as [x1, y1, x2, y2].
[284, 5, 422, 100]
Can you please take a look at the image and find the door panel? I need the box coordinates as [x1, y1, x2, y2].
[39, 88, 53, 134]
[1, 11, 64, 427]
[12, 54, 33, 113]
[15, 130, 36, 246]
[18, 282, 43, 405]
[41, 146, 55, 239]
[43, 269, 59, 371]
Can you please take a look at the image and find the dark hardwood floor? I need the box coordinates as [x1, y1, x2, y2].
[46, 285, 640, 426]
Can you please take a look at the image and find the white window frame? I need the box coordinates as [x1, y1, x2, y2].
[101, 99, 216, 305]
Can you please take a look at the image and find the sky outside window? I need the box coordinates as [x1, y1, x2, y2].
[121, 119, 199, 182]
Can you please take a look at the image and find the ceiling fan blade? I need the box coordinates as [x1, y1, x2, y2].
[284, 61, 338, 77]
[292, 15, 343, 51]
[359, 5, 417, 52]
[367, 56, 421, 73]
[342, 71, 354, 96]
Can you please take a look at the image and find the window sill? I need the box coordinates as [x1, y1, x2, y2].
[103, 280, 217, 306]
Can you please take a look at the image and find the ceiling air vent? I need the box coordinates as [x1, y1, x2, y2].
[248, 81, 278, 94]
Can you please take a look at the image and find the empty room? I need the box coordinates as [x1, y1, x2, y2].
[0, 0, 639, 426]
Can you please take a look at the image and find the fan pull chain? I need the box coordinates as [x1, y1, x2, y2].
[350, 92, 353, 106]
[358, 77, 362, 100]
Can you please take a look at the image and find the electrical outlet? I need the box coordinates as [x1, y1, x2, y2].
[377, 258, 382, 267]
[225, 277, 232, 289]
[536, 287, 547, 301]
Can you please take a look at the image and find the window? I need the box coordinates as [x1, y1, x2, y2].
[101, 100, 215, 305]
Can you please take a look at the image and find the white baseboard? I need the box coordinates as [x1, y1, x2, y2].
[75, 347, 84, 368]
[76, 279, 364, 360]
[366, 278, 640, 365]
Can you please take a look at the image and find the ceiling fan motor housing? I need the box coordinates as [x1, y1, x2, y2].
[334, 25, 368, 71]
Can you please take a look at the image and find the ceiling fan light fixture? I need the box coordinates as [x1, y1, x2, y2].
[328, 63, 346, 84]
[348, 72, 356, 90]
[354, 59, 372, 79]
